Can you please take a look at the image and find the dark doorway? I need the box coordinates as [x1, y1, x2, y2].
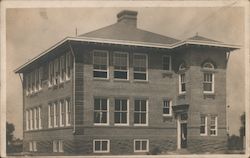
[181, 123, 187, 148]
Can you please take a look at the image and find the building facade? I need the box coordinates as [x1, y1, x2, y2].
[15, 10, 239, 155]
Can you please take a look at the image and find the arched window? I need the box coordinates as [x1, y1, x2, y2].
[202, 62, 215, 93]
[178, 62, 186, 94]
[203, 62, 214, 70]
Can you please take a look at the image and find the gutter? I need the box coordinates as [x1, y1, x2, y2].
[68, 41, 76, 134]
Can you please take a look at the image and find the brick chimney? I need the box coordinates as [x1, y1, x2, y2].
[117, 10, 138, 27]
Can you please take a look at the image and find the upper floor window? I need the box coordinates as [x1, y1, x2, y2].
[163, 100, 172, 116]
[66, 52, 72, 80]
[54, 59, 60, 85]
[60, 55, 66, 83]
[113, 52, 128, 80]
[94, 98, 109, 125]
[133, 54, 147, 81]
[93, 51, 108, 79]
[114, 99, 129, 125]
[203, 62, 215, 93]
[25, 67, 43, 95]
[162, 55, 171, 71]
[200, 115, 207, 136]
[49, 61, 54, 87]
[134, 99, 148, 126]
[179, 63, 186, 94]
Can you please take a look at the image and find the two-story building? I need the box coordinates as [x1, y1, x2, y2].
[15, 10, 239, 155]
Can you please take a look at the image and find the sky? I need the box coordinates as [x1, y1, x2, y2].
[6, 7, 245, 139]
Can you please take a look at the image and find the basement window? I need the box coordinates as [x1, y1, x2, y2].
[93, 50, 109, 79]
[93, 139, 110, 153]
[134, 139, 149, 152]
[113, 52, 128, 80]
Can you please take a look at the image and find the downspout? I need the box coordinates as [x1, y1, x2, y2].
[68, 41, 76, 134]
[18, 73, 25, 151]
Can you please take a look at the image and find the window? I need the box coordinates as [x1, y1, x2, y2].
[65, 99, 71, 126]
[66, 53, 72, 80]
[133, 54, 147, 80]
[162, 55, 171, 71]
[60, 100, 65, 127]
[134, 139, 149, 152]
[25, 110, 30, 130]
[94, 98, 109, 125]
[25, 74, 31, 95]
[54, 102, 59, 127]
[134, 99, 148, 126]
[48, 104, 54, 128]
[53, 140, 58, 152]
[93, 51, 108, 78]
[35, 68, 39, 92]
[29, 109, 33, 130]
[200, 115, 207, 136]
[60, 55, 66, 83]
[52, 140, 64, 152]
[93, 139, 110, 153]
[38, 67, 43, 90]
[210, 116, 217, 136]
[113, 52, 128, 79]
[34, 108, 37, 130]
[114, 99, 128, 125]
[202, 62, 215, 93]
[29, 141, 37, 152]
[54, 59, 60, 85]
[163, 100, 172, 116]
[49, 61, 54, 87]
[38, 107, 42, 129]
[179, 63, 186, 94]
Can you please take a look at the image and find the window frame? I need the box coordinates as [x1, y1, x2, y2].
[113, 51, 129, 80]
[114, 98, 129, 126]
[38, 106, 42, 129]
[93, 50, 109, 79]
[26, 110, 29, 131]
[134, 99, 148, 126]
[65, 99, 71, 126]
[178, 63, 186, 94]
[200, 115, 207, 136]
[59, 100, 65, 127]
[162, 99, 172, 117]
[202, 62, 215, 94]
[133, 53, 148, 81]
[134, 139, 149, 152]
[48, 103, 54, 128]
[162, 55, 172, 71]
[93, 139, 110, 153]
[66, 52, 72, 81]
[48, 61, 54, 87]
[94, 98, 109, 126]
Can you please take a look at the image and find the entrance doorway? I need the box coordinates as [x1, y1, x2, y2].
[177, 113, 188, 149]
[180, 123, 187, 148]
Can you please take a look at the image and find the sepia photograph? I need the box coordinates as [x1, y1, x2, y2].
[2, 1, 248, 157]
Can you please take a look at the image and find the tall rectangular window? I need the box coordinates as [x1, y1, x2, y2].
[29, 142, 33, 152]
[179, 73, 186, 94]
[54, 59, 59, 85]
[60, 100, 65, 127]
[114, 99, 128, 125]
[133, 54, 147, 80]
[60, 55, 66, 83]
[113, 52, 128, 79]
[163, 100, 172, 116]
[53, 140, 58, 152]
[93, 139, 110, 153]
[66, 53, 71, 80]
[26, 110, 29, 130]
[38, 67, 43, 90]
[93, 51, 108, 78]
[35, 69, 39, 92]
[31, 71, 35, 93]
[203, 73, 214, 93]
[38, 106, 42, 129]
[48, 104, 54, 128]
[200, 115, 207, 136]
[134, 139, 149, 152]
[65, 99, 71, 126]
[162, 55, 171, 71]
[54, 102, 59, 127]
[29, 109, 33, 130]
[210, 116, 217, 136]
[49, 61, 54, 87]
[25, 74, 30, 95]
[34, 108, 37, 130]
[94, 98, 109, 125]
[134, 99, 147, 126]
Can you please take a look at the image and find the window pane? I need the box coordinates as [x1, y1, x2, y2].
[114, 112, 120, 123]
[93, 71, 107, 78]
[134, 113, 140, 124]
[114, 71, 127, 79]
[114, 53, 127, 68]
[101, 99, 107, 110]
[94, 99, 100, 110]
[141, 113, 146, 124]
[95, 141, 101, 151]
[121, 112, 127, 123]
[94, 112, 100, 123]
[101, 112, 107, 123]
[141, 141, 147, 150]
[163, 108, 169, 114]
[134, 100, 140, 111]
[200, 126, 205, 134]
[135, 141, 140, 150]
[134, 73, 146, 80]
[163, 56, 170, 70]
[102, 141, 108, 151]
[93, 52, 107, 66]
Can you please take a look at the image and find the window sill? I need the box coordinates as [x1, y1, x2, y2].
[134, 124, 148, 127]
[94, 123, 109, 126]
[133, 80, 148, 83]
[93, 78, 110, 81]
[163, 114, 172, 117]
[114, 124, 129, 126]
[113, 79, 130, 82]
